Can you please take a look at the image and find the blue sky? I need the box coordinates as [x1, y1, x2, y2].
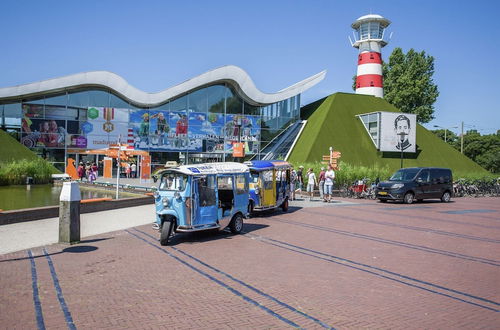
[1, 0, 499, 134]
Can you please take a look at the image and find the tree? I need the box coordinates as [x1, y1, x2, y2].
[430, 129, 458, 145]
[352, 48, 439, 124]
[451, 130, 500, 173]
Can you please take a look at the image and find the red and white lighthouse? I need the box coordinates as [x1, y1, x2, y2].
[350, 14, 391, 98]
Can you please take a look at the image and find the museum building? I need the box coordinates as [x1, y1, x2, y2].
[0, 66, 325, 171]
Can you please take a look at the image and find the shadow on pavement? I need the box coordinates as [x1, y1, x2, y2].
[167, 223, 269, 246]
[249, 206, 302, 218]
[0, 237, 113, 263]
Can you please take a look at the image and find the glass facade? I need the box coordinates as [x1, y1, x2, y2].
[358, 112, 380, 148]
[1, 83, 300, 170]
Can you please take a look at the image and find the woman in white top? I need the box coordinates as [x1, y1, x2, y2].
[324, 165, 335, 202]
[306, 168, 317, 201]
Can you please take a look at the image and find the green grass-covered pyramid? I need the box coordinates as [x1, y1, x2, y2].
[0, 129, 41, 162]
[287, 93, 487, 174]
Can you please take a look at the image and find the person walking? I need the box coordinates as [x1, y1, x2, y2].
[319, 167, 326, 202]
[91, 163, 98, 178]
[324, 164, 335, 202]
[297, 166, 304, 197]
[290, 166, 297, 201]
[306, 168, 317, 201]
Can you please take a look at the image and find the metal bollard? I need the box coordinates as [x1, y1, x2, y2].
[59, 181, 81, 244]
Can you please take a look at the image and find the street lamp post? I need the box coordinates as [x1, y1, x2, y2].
[398, 132, 407, 168]
[433, 125, 458, 143]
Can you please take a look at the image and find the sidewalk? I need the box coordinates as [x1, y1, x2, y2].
[0, 204, 155, 255]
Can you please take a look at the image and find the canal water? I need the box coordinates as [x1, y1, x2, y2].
[0, 184, 142, 211]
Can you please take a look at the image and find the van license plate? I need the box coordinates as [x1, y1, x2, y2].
[378, 191, 388, 195]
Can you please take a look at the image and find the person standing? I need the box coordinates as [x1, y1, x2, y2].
[131, 162, 137, 178]
[319, 167, 326, 202]
[77, 163, 85, 181]
[306, 168, 317, 201]
[125, 163, 131, 178]
[85, 162, 91, 182]
[297, 166, 304, 197]
[324, 164, 335, 203]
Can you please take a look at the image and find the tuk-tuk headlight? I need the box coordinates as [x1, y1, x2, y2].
[162, 197, 169, 207]
[174, 192, 181, 200]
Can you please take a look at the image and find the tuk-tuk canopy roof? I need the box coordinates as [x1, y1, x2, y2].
[245, 160, 291, 171]
[167, 162, 249, 175]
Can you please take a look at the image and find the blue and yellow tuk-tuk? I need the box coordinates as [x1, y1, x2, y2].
[245, 160, 291, 213]
[153, 162, 250, 245]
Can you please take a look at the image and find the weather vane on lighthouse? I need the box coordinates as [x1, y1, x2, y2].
[349, 14, 392, 98]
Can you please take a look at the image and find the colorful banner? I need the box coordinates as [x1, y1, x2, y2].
[224, 114, 260, 154]
[84, 107, 130, 149]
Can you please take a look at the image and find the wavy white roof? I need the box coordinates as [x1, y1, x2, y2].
[0, 65, 326, 107]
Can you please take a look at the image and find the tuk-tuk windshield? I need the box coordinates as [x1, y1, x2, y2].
[159, 172, 188, 191]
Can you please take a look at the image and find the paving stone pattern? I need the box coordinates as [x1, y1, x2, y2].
[1, 197, 499, 329]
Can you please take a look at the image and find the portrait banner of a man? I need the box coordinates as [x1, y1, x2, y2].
[379, 112, 416, 153]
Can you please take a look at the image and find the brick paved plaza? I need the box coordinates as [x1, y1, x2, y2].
[1, 197, 499, 329]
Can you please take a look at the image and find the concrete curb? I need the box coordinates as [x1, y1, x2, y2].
[0, 196, 154, 226]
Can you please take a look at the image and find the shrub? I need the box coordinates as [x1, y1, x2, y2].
[0, 158, 57, 185]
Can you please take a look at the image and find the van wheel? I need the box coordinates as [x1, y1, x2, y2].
[229, 214, 244, 234]
[441, 191, 451, 203]
[281, 199, 289, 212]
[160, 221, 173, 246]
[404, 192, 414, 204]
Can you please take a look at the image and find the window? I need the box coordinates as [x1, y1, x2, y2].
[416, 170, 430, 183]
[217, 176, 233, 190]
[225, 87, 243, 114]
[188, 88, 207, 113]
[262, 170, 273, 190]
[197, 176, 216, 206]
[235, 175, 248, 194]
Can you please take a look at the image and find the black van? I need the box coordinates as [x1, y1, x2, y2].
[376, 167, 453, 204]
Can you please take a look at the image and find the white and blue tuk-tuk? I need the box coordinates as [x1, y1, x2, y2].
[245, 160, 291, 214]
[153, 162, 250, 245]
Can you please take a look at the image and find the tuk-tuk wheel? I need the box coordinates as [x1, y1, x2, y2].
[229, 214, 244, 234]
[281, 199, 289, 212]
[160, 221, 173, 246]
